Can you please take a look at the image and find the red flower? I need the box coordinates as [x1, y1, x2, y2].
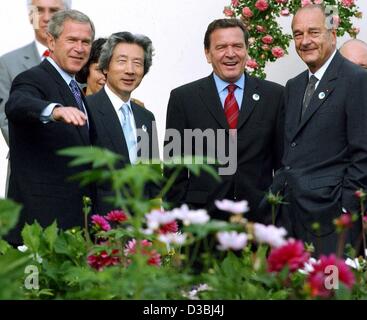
[223, 7, 234, 17]
[246, 59, 259, 69]
[125, 239, 161, 267]
[105, 210, 128, 223]
[271, 46, 285, 58]
[231, 0, 240, 7]
[334, 213, 353, 230]
[262, 35, 273, 44]
[355, 189, 366, 199]
[341, 0, 354, 7]
[87, 249, 120, 271]
[267, 240, 310, 273]
[242, 7, 253, 18]
[255, 0, 269, 11]
[275, 0, 288, 3]
[256, 25, 266, 33]
[159, 221, 179, 234]
[91, 214, 111, 231]
[307, 254, 355, 298]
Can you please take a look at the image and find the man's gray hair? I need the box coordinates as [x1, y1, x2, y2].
[48, 10, 95, 41]
[99, 31, 154, 75]
[27, 0, 72, 10]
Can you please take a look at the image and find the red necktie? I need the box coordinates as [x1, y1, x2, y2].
[42, 49, 50, 57]
[224, 84, 239, 129]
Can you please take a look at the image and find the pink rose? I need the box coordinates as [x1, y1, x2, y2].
[280, 8, 290, 16]
[255, 0, 269, 11]
[271, 46, 285, 58]
[301, 0, 312, 7]
[261, 44, 270, 51]
[242, 6, 254, 18]
[262, 35, 273, 44]
[341, 0, 354, 7]
[256, 25, 266, 33]
[223, 7, 234, 17]
[246, 59, 259, 69]
[231, 0, 240, 7]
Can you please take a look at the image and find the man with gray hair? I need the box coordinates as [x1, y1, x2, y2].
[340, 39, 367, 69]
[87, 31, 159, 215]
[5, 10, 95, 245]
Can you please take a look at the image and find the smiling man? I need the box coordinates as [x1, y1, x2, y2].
[5, 10, 95, 245]
[86, 32, 159, 215]
[164, 18, 284, 223]
[270, 4, 367, 256]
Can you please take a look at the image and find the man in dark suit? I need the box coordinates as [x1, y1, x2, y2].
[5, 10, 95, 244]
[87, 32, 159, 215]
[164, 19, 284, 223]
[271, 4, 367, 256]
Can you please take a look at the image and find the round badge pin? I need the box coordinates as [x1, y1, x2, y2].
[252, 93, 260, 101]
[318, 92, 326, 100]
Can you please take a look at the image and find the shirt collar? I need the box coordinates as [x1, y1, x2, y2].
[104, 84, 132, 115]
[35, 40, 48, 59]
[309, 49, 337, 81]
[213, 73, 245, 93]
[46, 57, 75, 86]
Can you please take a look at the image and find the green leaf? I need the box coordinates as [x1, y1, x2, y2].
[0, 239, 11, 254]
[21, 222, 43, 252]
[0, 198, 22, 237]
[43, 221, 58, 251]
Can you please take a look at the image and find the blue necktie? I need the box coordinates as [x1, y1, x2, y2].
[120, 103, 137, 164]
[69, 79, 85, 113]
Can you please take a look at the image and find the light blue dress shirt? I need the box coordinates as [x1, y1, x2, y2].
[213, 73, 245, 109]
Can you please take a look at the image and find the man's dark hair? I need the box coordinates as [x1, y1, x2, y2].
[204, 18, 249, 50]
[76, 38, 106, 83]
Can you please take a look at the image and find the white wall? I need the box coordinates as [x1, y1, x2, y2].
[0, 0, 366, 197]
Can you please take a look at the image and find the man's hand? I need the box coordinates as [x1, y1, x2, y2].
[52, 106, 87, 126]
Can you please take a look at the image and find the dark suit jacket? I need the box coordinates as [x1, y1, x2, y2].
[272, 51, 367, 253]
[5, 59, 94, 244]
[164, 73, 284, 222]
[86, 88, 159, 215]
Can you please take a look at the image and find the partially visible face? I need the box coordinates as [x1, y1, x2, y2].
[86, 63, 106, 95]
[30, 0, 65, 45]
[292, 8, 336, 73]
[104, 43, 145, 101]
[340, 44, 367, 69]
[205, 27, 248, 83]
[48, 20, 93, 75]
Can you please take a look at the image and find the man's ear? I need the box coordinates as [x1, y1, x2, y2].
[47, 33, 55, 52]
[205, 49, 212, 64]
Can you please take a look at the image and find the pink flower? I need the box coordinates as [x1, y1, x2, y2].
[256, 25, 266, 33]
[91, 214, 111, 231]
[105, 210, 128, 223]
[275, 0, 288, 3]
[223, 7, 234, 17]
[261, 44, 270, 51]
[334, 213, 353, 229]
[125, 239, 161, 267]
[301, 0, 312, 7]
[313, 0, 323, 4]
[307, 254, 355, 298]
[242, 7, 254, 18]
[159, 221, 179, 234]
[267, 240, 310, 273]
[262, 35, 273, 44]
[280, 8, 290, 16]
[231, 0, 240, 7]
[271, 46, 285, 58]
[246, 59, 259, 69]
[341, 0, 354, 7]
[255, 0, 269, 11]
[87, 249, 120, 271]
[355, 189, 366, 199]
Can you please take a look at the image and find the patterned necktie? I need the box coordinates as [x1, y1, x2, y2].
[120, 103, 137, 164]
[224, 84, 239, 129]
[302, 75, 318, 117]
[69, 79, 85, 113]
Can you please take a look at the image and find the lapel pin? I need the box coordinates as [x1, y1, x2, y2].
[318, 92, 326, 100]
[252, 93, 260, 101]
[142, 125, 147, 132]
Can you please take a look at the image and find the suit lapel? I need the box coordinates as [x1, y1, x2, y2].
[95, 89, 130, 160]
[199, 75, 229, 129]
[291, 52, 341, 140]
[22, 42, 41, 69]
[237, 74, 258, 130]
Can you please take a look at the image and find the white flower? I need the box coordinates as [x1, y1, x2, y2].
[172, 204, 210, 226]
[216, 231, 248, 251]
[32, 253, 43, 264]
[345, 257, 362, 270]
[145, 209, 176, 231]
[253, 223, 287, 248]
[298, 257, 317, 275]
[158, 232, 187, 245]
[215, 199, 249, 214]
[17, 245, 28, 253]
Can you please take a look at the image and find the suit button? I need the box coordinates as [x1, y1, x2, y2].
[291, 142, 297, 147]
[285, 166, 291, 170]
